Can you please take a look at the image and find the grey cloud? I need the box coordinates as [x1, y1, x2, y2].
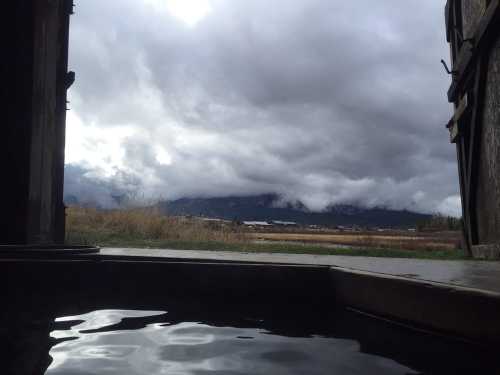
[64, 164, 142, 208]
[64, 0, 461, 216]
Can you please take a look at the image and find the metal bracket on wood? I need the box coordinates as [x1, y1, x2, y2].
[441, 59, 458, 77]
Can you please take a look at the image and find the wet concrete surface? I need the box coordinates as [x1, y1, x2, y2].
[3, 248, 500, 345]
[100, 248, 500, 294]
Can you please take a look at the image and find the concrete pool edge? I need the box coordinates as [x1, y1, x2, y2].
[99, 248, 500, 294]
[1, 252, 499, 344]
[330, 266, 500, 344]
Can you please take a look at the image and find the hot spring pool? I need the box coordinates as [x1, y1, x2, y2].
[2, 298, 497, 375]
[1, 258, 499, 374]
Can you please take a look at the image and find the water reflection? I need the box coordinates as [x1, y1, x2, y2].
[1, 296, 498, 375]
[46, 310, 416, 375]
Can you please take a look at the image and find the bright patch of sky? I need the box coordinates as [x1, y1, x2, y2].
[65, 112, 137, 177]
[143, 0, 212, 26]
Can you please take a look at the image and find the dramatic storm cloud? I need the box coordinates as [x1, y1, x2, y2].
[65, 0, 460, 216]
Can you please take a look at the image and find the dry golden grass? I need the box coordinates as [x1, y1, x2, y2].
[249, 232, 459, 252]
[66, 206, 247, 244]
[66, 206, 460, 254]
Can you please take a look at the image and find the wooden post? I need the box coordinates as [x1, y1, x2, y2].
[0, 1, 72, 244]
[444, 0, 500, 258]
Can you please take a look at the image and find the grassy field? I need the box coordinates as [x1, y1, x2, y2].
[66, 206, 245, 244]
[66, 206, 467, 260]
[248, 232, 459, 251]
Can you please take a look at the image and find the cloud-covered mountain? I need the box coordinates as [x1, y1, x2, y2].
[159, 194, 431, 228]
[64, 0, 461, 217]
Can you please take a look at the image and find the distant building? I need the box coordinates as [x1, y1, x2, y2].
[243, 221, 273, 227]
[199, 217, 230, 223]
[271, 220, 298, 227]
[335, 225, 361, 232]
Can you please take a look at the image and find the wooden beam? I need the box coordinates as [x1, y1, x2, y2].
[456, 140, 472, 255]
[447, 0, 500, 102]
[445, 1, 452, 42]
[446, 94, 469, 143]
[465, 57, 489, 246]
[1, 1, 70, 244]
[54, 0, 73, 243]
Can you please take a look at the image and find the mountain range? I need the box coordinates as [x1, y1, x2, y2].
[159, 194, 430, 228]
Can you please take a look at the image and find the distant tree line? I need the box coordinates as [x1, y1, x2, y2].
[416, 214, 463, 232]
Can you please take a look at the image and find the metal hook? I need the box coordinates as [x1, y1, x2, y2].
[441, 60, 458, 76]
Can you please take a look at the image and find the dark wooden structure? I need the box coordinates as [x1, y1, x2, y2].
[445, 0, 500, 258]
[1, 1, 73, 244]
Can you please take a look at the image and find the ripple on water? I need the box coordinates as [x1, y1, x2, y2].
[46, 309, 419, 375]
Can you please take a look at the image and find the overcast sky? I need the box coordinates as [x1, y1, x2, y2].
[64, 0, 460, 216]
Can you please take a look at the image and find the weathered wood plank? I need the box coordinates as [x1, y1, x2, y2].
[1, 1, 71, 244]
[446, 0, 500, 255]
[447, 94, 469, 143]
[448, 0, 500, 102]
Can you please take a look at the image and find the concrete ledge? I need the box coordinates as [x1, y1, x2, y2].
[472, 243, 500, 259]
[330, 266, 500, 344]
[0, 245, 100, 256]
[2, 255, 500, 344]
[0, 258, 332, 303]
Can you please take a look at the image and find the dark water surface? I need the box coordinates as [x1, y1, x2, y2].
[46, 309, 413, 375]
[2, 294, 498, 375]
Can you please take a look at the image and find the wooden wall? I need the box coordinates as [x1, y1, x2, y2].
[475, 21, 500, 245]
[1, 1, 71, 244]
[445, 0, 500, 257]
